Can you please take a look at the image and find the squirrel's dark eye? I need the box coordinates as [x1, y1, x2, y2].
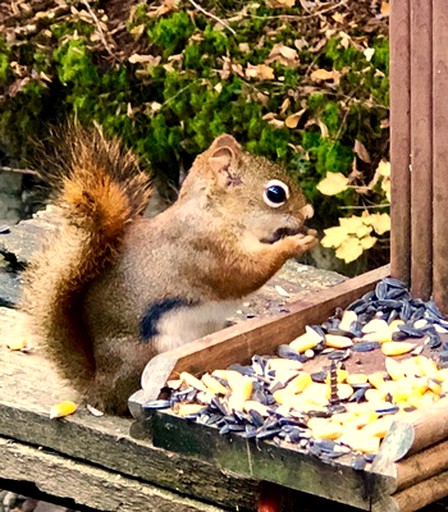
[263, 180, 290, 208]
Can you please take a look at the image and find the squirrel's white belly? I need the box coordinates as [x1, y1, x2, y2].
[153, 300, 239, 353]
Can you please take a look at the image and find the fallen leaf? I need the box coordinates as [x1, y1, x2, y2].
[321, 226, 350, 249]
[266, 0, 295, 7]
[128, 54, 161, 66]
[310, 68, 340, 83]
[360, 235, 378, 250]
[381, 178, 391, 202]
[50, 400, 77, 419]
[266, 44, 299, 67]
[336, 237, 364, 263]
[377, 160, 391, 177]
[339, 216, 372, 238]
[381, 2, 390, 16]
[364, 212, 391, 235]
[285, 109, 306, 129]
[317, 172, 349, 196]
[354, 139, 371, 163]
[245, 63, 275, 81]
[363, 48, 375, 62]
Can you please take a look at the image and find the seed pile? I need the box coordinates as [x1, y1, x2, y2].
[144, 278, 448, 463]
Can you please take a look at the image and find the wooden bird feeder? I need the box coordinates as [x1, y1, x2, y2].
[131, 1, 448, 511]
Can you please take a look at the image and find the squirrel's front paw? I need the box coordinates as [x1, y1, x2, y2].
[290, 229, 318, 255]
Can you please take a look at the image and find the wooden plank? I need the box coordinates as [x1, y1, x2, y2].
[150, 410, 393, 512]
[0, 436, 226, 512]
[432, 0, 448, 314]
[133, 266, 389, 407]
[390, 0, 411, 285]
[396, 438, 448, 491]
[410, 0, 433, 300]
[0, 310, 260, 512]
[392, 469, 448, 512]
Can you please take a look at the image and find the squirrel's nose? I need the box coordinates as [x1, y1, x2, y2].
[301, 204, 314, 220]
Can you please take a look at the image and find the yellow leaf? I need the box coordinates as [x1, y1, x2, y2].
[335, 237, 364, 263]
[50, 401, 77, 419]
[360, 235, 378, 250]
[316, 172, 349, 196]
[339, 216, 372, 237]
[377, 161, 391, 177]
[381, 178, 391, 202]
[321, 226, 350, 248]
[367, 213, 391, 235]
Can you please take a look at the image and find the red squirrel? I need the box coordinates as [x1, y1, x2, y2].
[21, 126, 317, 415]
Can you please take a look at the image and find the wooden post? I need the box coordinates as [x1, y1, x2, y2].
[432, 0, 448, 312]
[390, 0, 411, 286]
[391, 0, 448, 312]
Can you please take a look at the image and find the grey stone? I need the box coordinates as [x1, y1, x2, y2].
[0, 270, 22, 307]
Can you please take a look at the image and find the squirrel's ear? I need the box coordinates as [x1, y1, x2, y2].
[208, 146, 235, 174]
[209, 133, 241, 153]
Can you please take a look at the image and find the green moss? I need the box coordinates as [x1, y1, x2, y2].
[148, 11, 195, 56]
[0, 1, 390, 234]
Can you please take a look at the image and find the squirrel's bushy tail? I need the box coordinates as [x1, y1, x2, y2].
[21, 125, 151, 393]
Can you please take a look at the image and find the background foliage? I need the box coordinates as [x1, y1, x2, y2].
[0, 0, 390, 271]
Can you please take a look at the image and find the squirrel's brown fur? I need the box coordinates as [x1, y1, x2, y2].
[22, 128, 316, 415]
[21, 127, 151, 399]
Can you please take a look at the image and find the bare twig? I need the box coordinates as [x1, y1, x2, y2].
[0, 166, 39, 176]
[81, 0, 115, 57]
[187, 0, 236, 36]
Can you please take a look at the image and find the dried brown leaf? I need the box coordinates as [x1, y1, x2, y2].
[354, 139, 371, 163]
[245, 63, 275, 81]
[285, 108, 306, 129]
[310, 68, 340, 84]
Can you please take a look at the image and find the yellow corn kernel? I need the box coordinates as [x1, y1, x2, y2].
[325, 334, 353, 349]
[362, 318, 389, 334]
[346, 373, 368, 386]
[415, 356, 439, 379]
[340, 431, 381, 454]
[49, 400, 77, 419]
[7, 337, 27, 351]
[211, 369, 243, 382]
[243, 400, 269, 416]
[325, 369, 349, 384]
[173, 403, 206, 417]
[289, 327, 322, 353]
[362, 330, 393, 343]
[369, 372, 386, 389]
[180, 372, 208, 392]
[335, 383, 354, 401]
[273, 388, 296, 405]
[285, 372, 312, 394]
[352, 411, 380, 429]
[339, 310, 358, 332]
[365, 388, 387, 403]
[310, 421, 344, 441]
[382, 342, 416, 357]
[361, 416, 395, 438]
[201, 373, 229, 395]
[389, 319, 405, 333]
[385, 357, 405, 381]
